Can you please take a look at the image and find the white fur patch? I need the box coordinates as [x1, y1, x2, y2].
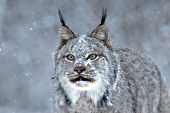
[113, 52, 121, 90]
[78, 34, 86, 43]
[64, 71, 107, 106]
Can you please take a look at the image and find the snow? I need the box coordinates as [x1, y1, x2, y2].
[24, 73, 29, 77]
[0, 0, 170, 113]
[30, 27, 33, 31]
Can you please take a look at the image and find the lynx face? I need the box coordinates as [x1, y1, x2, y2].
[54, 9, 118, 105]
[59, 35, 110, 89]
[55, 35, 115, 104]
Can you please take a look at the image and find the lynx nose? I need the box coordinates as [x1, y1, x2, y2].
[74, 66, 86, 74]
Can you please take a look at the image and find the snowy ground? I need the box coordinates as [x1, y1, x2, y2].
[0, 0, 170, 113]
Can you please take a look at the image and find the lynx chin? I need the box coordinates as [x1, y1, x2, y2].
[52, 9, 170, 113]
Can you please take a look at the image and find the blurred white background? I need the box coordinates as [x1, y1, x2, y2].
[0, 0, 170, 113]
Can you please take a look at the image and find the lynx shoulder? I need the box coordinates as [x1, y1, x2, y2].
[53, 9, 170, 113]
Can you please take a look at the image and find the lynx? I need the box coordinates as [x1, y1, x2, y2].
[53, 9, 170, 113]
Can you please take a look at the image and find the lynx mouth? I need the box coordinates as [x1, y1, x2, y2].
[69, 74, 97, 89]
[70, 75, 94, 83]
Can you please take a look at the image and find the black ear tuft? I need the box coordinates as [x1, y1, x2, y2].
[90, 8, 111, 48]
[58, 9, 66, 26]
[57, 9, 76, 49]
[100, 8, 107, 25]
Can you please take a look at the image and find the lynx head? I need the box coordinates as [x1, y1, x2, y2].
[54, 9, 119, 105]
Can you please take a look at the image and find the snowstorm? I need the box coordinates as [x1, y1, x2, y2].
[0, 0, 170, 113]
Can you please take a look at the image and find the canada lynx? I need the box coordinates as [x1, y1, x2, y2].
[53, 9, 170, 113]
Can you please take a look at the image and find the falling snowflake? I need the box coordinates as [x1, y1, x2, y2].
[30, 27, 33, 31]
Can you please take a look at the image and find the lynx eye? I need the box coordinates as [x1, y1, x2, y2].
[87, 53, 98, 60]
[65, 54, 75, 61]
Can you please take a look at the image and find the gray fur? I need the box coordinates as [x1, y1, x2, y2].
[53, 34, 170, 113]
[54, 10, 170, 112]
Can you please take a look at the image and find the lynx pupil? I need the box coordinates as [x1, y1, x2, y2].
[66, 54, 75, 61]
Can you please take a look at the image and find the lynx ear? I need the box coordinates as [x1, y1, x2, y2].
[58, 9, 76, 49]
[90, 8, 111, 48]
